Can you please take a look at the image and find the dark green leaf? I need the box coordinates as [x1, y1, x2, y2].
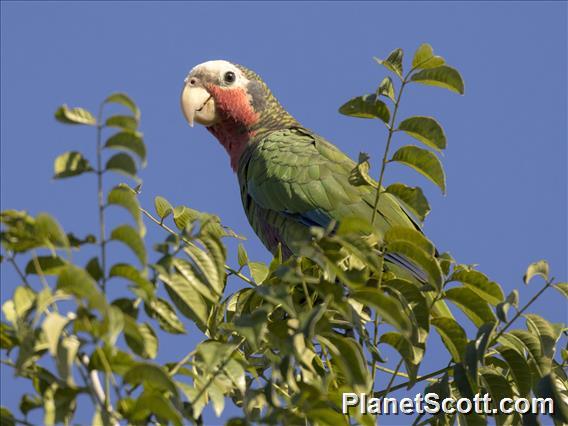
[338, 94, 390, 123]
[319, 334, 369, 392]
[480, 368, 516, 425]
[525, 314, 558, 361]
[0, 407, 15, 426]
[104, 131, 146, 166]
[379, 332, 421, 382]
[385, 240, 443, 290]
[535, 373, 568, 423]
[105, 153, 138, 181]
[496, 346, 532, 397]
[104, 93, 140, 120]
[398, 116, 446, 151]
[374, 48, 404, 78]
[410, 65, 465, 94]
[431, 317, 467, 362]
[154, 196, 173, 220]
[54, 105, 96, 125]
[110, 225, 147, 266]
[53, 151, 93, 179]
[384, 183, 430, 223]
[390, 145, 446, 193]
[25, 256, 66, 276]
[523, 260, 549, 284]
[384, 226, 435, 256]
[412, 43, 445, 69]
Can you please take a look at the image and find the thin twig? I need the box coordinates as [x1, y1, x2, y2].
[96, 104, 107, 293]
[7, 254, 31, 289]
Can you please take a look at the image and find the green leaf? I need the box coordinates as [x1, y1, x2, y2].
[535, 373, 568, 423]
[105, 115, 138, 131]
[348, 152, 377, 189]
[384, 183, 430, 222]
[145, 298, 186, 334]
[412, 43, 445, 69]
[154, 196, 173, 220]
[523, 260, 549, 284]
[53, 151, 93, 179]
[25, 256, 66, 276]
[56, 335, 80, 386]
[410, 65, 465, 94]
[105, 153, 138, 181]
[132, 391, 183, 426]
[379, 332, 422, 382]
[319, 334, 369, 392]
[35, 213, 69, 248]
[444, 287, 496, 327]
[160, 274, 210, 329]
[377, 76, 395, 102]
[496, 346, 532, 397]
[110, 225, 146, 266]
[104, 131, 146, 166]
[525, 314, 558, 361]
[0, 407, 15, 426]
[54, 105, 96, 125]
[42, 312, 70, 355]
[109, 263, 154, 300]
[480, 368, 515, 425]
[124, 319, 157, 359]
[475, 321, 497, 365]
[13, 286, 36, 319]
[431, 317, 467, 362]
[172, 206, 192, 231]
[237, 244, 248, 268]
[101, 305, 124, 346]
[57, 265, 106, 311]
[384, 226, 435, 256]
[124, 363, 178, 396]
[553, 282, 568, 298]
[390, 145, 446, 193]
[171, 257, 219, 302]
[398, 116, 446, 151]
[383, 278, 430, 340]
[107, 185, 144, 233]
[508, 329, 546, 375]
[448, 269, 504, 305]
[19, 394, 42, 416]
[374, 48, 404, 78]
[350, 288, 411, 337]
[104, 93, 140, 120]
[385, 240, 443, 290]
[248, 261, 269, 284]
[338, 94, 390, 123]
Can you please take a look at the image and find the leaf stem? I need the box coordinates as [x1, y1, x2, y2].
[96, 104, 107, 292]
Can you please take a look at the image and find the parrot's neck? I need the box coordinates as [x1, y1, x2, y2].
[207, 120, 253, 172]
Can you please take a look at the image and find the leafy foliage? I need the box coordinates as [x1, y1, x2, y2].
[1, 46, 566, 426]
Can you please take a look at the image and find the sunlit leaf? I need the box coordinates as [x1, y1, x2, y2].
[338, 94, 390, 123]
[104, 93, 140, 120]
[124, 318, 157, 359]
[110, 224, 146, 266]
[145, 298, 186, 334]
[553, 282, 568, 298]
[448, 269, 504, 305]
[384, 183, 430, 223]
[385, 226, 435, 256]
[348, 152, 377, 189]
[105, 153, 138, 181]
[132, 391, 183, 426]
[248, 261, 269, 284]
[523, 260, 549, 284]
[107, 185, 144, 233]
[124, 363, 178, 396]
[412, 43, 445, 69]
[398, 116, 446, 151]
[104, 131, 146, 166]
[53, 151, 93, 179]
[351, 288, 411, 337]
[54, 105, 96, 125]
[42, 312, 69, 355]
[377, 76, 395, 102]
[385, 240, 443, 290]
[56, 265, 106, 311]
[374, 48, 404, 78]
[410, 65, 465, 94]
[390, 145, 446, 193]
[56, 335, 80, 386]
[237, 244, 248, 268]
[379, 332, 422, 382]
[431, 317, 467, 362]
[444, 287, 496, 327]
[525, 314, 559, 361]
[160, 273, 210, 330]
[13, 286, 36, 319]
[109, 263, 154, 300]
[105, 115, 138, 131]
[154, 196, 173, 220]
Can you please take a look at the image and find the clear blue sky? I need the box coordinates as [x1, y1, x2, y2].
[1, 2, 566, 425]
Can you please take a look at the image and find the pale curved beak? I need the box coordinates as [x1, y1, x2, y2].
[180, 85, 219, 127]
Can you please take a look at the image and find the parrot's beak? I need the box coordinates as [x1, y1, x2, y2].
[180, 84, 219, 127]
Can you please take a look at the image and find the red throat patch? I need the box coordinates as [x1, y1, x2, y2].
[206, 85, 259, 171]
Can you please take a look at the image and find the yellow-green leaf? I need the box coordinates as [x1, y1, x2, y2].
[104, 131, 146, 166]
[384, 183, 430, 223]
[154, 196, 173, 220]
[523, 260, 549, 284]
[410, 65, 465, 94]
[104, 93, 140, 120]
[412, 43, 445, 69]
[105, 115, 138, 131]
[432, 317, 467, 362]
[110, 225, 147, 266]
[377, 76, 395, 102]
[54, 105, 96, 125]
[374, 48, 404, 78]
[53, 151, 93, 179]
[390, 145, 446, 193]
[444, 287, 496, 327]
[339, 94, 390, 123]
[105, 153, 138, 181]
[398, 116, 446, 151]
[107, 186, 144, 234]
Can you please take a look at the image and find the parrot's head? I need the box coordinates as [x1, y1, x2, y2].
[181, 60, 298, 170]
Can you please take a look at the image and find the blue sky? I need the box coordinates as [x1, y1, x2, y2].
[1, 1, 566, 424]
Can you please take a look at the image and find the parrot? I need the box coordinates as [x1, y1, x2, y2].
[180, 60, 428, 281]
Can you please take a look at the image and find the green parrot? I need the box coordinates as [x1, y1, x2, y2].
[180, 60, 429, 282]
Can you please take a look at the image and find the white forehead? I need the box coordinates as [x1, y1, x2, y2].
[190, 60, 242, 77]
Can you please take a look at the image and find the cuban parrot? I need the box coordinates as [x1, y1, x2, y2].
[180, 60, 431, 283]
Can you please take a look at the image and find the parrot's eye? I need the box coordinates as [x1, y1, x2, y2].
[223, 71, 236, 84]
